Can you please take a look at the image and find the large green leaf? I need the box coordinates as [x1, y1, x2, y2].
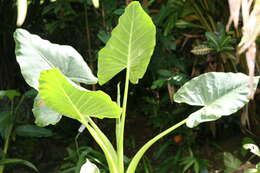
[14, 28, 97, 90]
[97, 1, 156, 85]
[174, 72, 259, 128]
[14, 29, 98, 126]
[39, 68, 121, 120]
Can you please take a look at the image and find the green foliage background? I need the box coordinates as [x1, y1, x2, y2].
[0, 0, 260, 172]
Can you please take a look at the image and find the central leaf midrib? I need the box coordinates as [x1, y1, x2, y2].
[204, 81, 248, 108]
[56, 76, 84, 120]
[126, 6, 135, 70]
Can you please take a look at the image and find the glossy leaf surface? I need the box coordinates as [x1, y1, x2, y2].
[39, 68, 121, 120]
[174, 72, 259, 127]
[97, 1, 156, 85]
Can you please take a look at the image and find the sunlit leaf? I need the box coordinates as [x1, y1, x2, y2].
[39, 68, 121, 121]
[174, 72, 259, 128]
[98, 1, 156, 85]
[14, 29, 98, 126]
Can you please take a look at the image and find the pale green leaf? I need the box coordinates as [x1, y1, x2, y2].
[243, 144, 260, 157]
[174, 72, 259, 128]
[32, 94, 62, 126]
[223, 152, 241, 173]
[97, 1, 156, 85]
[39, 68, 121, 120]
[14, 28, 97, 90]
[14, 29, 98, 126]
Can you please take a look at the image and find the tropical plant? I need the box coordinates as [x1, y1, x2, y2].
[13, 1, 259, 172]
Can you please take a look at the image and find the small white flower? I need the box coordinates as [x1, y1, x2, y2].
[80, 159, 100, 173]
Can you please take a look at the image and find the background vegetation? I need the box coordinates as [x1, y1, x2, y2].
[0, 0, 259, 172]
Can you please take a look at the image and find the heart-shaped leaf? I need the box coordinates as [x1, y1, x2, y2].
[39, 68, 121, 121]
[174, 72, 259, 128]
[14, 28, 97, 90]
[14, 29, 98, 126]
[97, 1, 156, 85]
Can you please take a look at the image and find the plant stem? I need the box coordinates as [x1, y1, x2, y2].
[81, 117, 119, 173]
[0, 98, 18, 173]
[118, 68, 130, 172]
[0, 124, 12, 173]
[126, 118, 188, 173]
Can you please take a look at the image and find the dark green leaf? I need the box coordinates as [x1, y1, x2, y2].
[0, 158, 39, 172]
[0, 90, 21, 100]
[0, 111, 13, 139]
[15, 124, 53, 137]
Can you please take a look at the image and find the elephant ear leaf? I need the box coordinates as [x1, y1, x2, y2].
[14, 29, 98, 126]
[14, 28, 97, 90]
[39, 68, 121, 121]
[174, 72, 259, 128]
[97, 1, 156, 85]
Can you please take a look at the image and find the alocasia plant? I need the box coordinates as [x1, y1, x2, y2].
[14, 1, 259, 172]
